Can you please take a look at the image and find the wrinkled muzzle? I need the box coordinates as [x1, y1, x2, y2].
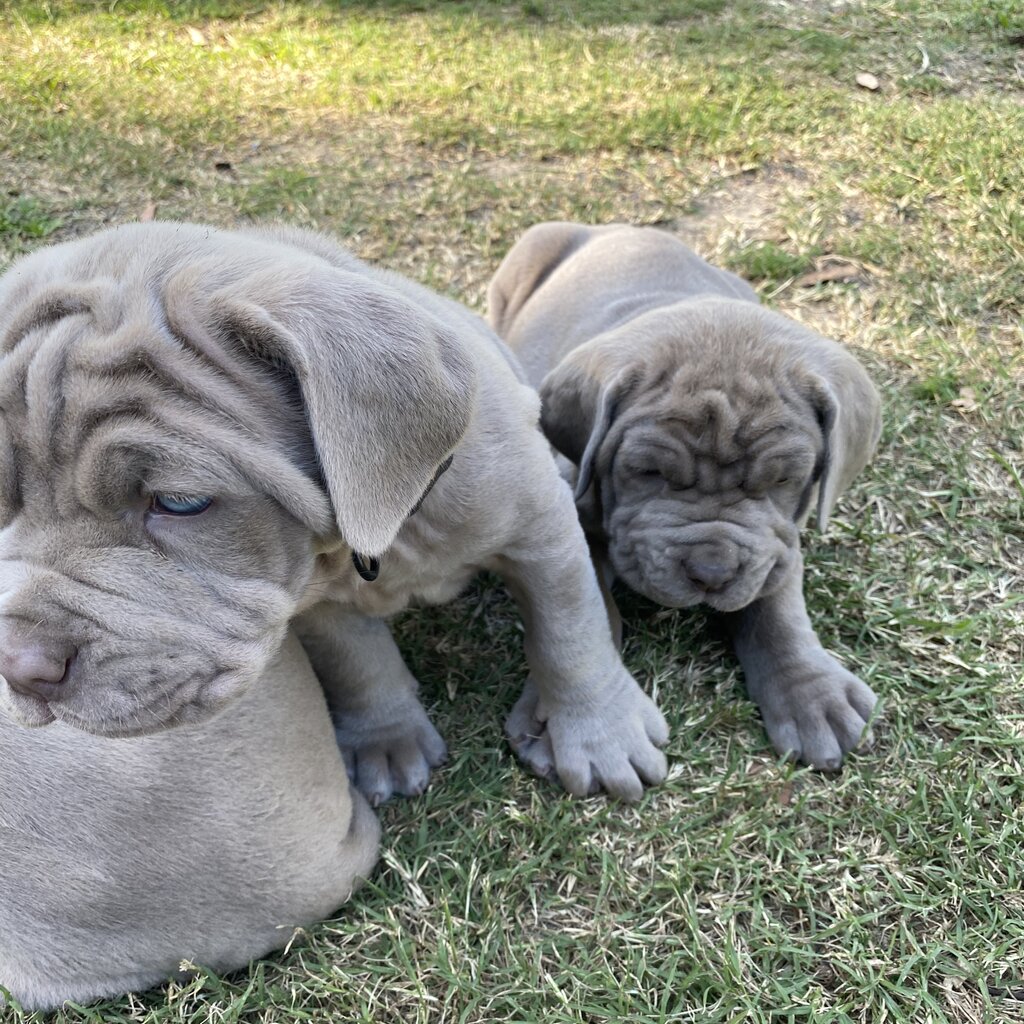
[0, 547, 297, 736]
[607, 503, 798, 612]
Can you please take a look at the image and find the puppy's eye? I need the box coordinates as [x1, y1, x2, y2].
[776, 476, 790, 486]
[150, 493, 214, 516]
[639, 468, 663, 480]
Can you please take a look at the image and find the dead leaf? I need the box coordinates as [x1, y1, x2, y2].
[794, 259, 862, 287]
[778, 780, 794, 806]
[855, 72, 880, 91]
[186, 26, 207, 46]
[139, 201, 157, 222]
[951, 386, 979, 413]
[719, 162, 761, 179]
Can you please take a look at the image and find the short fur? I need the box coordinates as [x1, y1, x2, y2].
[489, 222, 882, 770]
[0, 632, 379, 1011]
[0, 222, 667, 802]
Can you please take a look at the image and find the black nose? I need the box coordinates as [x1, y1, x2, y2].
[0, 645, 73, 702]
[685, 561, 735, 593]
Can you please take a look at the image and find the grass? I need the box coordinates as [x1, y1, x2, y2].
[2, 0, 1023, 1021]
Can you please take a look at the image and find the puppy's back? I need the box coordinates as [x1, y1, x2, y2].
[489, 223, 757, 386]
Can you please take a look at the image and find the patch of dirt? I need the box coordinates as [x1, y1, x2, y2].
[673, 163, 799, 256]
[921, 44, 1024, 100]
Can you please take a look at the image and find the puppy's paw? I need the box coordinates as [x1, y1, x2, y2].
[506, 678, 669, 802]
[755, 655, 877, 771]
[506, 684, 557, 782]
[334, 699, 447, 807]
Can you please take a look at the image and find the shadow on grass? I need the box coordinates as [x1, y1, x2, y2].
[4, 0, 734, 28]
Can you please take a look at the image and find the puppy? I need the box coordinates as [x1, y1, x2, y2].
[0, 222, 667, 803]
[488, 223, 881, 770]
[0, 632, 379, 1012]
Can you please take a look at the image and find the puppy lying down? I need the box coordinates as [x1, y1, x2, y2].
[489, 222, 882, 770]
[0, 633, 379, 1012]
[0, 222, 667, 803]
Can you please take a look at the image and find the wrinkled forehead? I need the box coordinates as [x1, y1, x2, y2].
[0, 226, 336, 532]
[1, 282, 264, 441]
[619, 371, 822, 468]
[0, 280, 319, 527]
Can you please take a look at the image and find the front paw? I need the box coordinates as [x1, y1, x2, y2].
[752, 654, 877, 771]
[506, 677, 669, 802]
[333, 698, 447, 807]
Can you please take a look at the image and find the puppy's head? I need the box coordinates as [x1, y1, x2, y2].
[540, 299, 880, 612]
[0, 223, 475, 734]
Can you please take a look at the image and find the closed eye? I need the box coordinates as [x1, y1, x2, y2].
[150, 493, 214, 516]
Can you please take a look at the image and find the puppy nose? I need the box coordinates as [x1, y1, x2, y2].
[0, 644, 74, 702]
[685, 561, 735, 593]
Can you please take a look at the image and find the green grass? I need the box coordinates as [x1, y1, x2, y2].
[2, 1, 1023, 1022]
[0, 197, 62, 248]
[725, 240, 811, 284]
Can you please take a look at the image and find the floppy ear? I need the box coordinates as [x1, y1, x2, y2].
[807, 358, 882, 531]
[206, 265, 476, 557]
[809, 380, 841, 531]
[539, 349, 632, 501]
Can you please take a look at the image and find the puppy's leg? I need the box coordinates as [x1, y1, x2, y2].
[497, 481, 668, 802]
[727, 554, 877, 771]
[591, 544, 623, 651]
[294, 603, 447, 806]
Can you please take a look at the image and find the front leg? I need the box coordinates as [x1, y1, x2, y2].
[294, 603, 447, 806]
[496, 483, 668, 801]
[590, 542, 623, 651]
[726, 553, 877, 771]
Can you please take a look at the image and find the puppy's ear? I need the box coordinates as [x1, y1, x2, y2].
[207, 266, 476, 557]
[807, 357, 881, 530]
[539, 346, 632, 501]
[809, 380, 840, 530]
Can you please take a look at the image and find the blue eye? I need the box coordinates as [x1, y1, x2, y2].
[150, 494, 213, 516]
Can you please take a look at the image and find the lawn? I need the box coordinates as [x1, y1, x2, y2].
[2, 1, 1023, 1021]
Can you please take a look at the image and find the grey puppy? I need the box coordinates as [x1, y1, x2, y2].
[0, 632, 379, 1012]
[0, 222, 667, 803]
[488, 222, 881, 770]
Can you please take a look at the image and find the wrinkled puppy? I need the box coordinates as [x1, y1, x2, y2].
[488, 223, 881, 770]
[0, 632, 379, 1012]
[0, 222, 667, 803]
